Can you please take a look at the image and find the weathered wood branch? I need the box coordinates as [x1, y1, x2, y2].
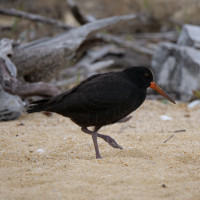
[0, 6, 155, 65]
[96, 33, 154, 56]
[66, 0, 154, 56]
[0, 7, 73, 30]
[11, 14, 137, 82]
[0, 58, 60, 97]
[0, 38, 61, 120]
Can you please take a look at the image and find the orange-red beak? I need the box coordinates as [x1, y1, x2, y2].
[150, 82, 176, 104]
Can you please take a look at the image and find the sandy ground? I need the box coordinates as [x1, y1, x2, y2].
[0, 100, 200, 200]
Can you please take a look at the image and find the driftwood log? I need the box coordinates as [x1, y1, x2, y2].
[0, 39, 60, 97]
[11, 14, 137, 82]
[64, 0, 155, 79]
[0, 5, 168, 83]
[0, 38, 60, 121]
[66, 0, 155, 56]
[0, 58, 60, 97]
[0, 39, 23, 120]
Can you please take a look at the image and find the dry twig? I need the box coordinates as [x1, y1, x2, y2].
[163, 135, 174, 143]
[0, 8, 73, 30]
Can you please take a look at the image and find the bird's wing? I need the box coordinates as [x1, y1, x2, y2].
[61, 73, 134, 113]
[48, 74, 101, 104]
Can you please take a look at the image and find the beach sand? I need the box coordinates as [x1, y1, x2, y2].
[0, 100, 200, 200]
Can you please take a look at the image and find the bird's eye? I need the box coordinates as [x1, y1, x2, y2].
[144, 73, 149, 78]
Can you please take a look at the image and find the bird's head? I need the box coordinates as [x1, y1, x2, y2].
[124, 66, 176, 104]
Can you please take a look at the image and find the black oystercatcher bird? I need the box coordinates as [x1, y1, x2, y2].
[27, 66, 175, 159]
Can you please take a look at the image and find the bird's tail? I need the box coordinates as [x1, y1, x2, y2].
[26, 98, 50, 113]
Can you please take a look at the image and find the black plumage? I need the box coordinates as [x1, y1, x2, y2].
[27, 66, 175, 158]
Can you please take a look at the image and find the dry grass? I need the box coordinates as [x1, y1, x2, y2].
[0, 100, 200, 200]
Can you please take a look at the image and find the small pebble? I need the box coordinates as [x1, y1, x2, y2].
[187, 100, 200, 109]
[36, 149, 44, 153]
[160, 115, 172, 121]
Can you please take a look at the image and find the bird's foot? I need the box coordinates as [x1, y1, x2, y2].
[99, 135, 123, 149]
[96, 154, 102, 159]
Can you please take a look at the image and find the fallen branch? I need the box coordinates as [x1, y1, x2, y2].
[0, 58, 60, 97]
[0, 8, 73, 30]
[72, 45, 125, 72]
[96, 33, 154, 56]
[0, 6, 154, 60]
[67, 0, 154, 56]
[56, 42, 153, 89]
[11, 14, 137, 82]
